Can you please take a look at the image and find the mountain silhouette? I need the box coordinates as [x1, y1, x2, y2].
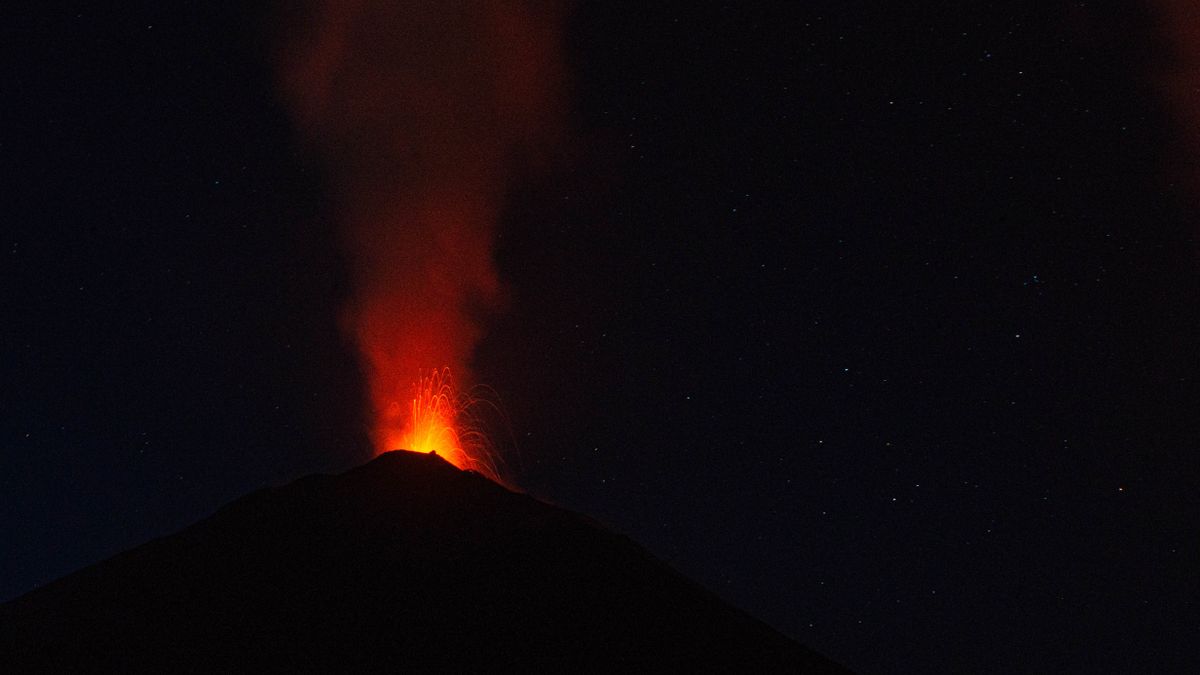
[1, 450, 848, 672]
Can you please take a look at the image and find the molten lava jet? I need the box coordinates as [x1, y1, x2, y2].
[383, 368, 504, 482]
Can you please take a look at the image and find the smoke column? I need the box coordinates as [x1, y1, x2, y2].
[1154, 2, 1200, 198]
[275, 1, 566, 462]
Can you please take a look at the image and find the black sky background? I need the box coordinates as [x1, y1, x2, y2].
[2, 2, 1198, 672]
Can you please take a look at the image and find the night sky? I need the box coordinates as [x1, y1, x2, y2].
[3, 2, 1198, 672]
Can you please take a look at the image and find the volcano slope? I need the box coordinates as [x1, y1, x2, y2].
[1, 450, 848, 672]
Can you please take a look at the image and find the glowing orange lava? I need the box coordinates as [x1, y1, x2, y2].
[380, 368, 503, 482]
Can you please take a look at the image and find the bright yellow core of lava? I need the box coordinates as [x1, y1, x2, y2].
[381, 368, 494, 478]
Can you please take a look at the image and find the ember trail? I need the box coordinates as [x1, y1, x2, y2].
[382, 368, 504, 483]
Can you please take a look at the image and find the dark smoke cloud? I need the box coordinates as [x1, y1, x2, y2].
[1153, 1, 1200, 197]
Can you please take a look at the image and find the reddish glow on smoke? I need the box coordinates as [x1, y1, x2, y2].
[1154, 2, 1200, 192]
[275, 0, 565, 474]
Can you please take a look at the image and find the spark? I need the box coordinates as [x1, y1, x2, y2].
[380, 367, 508, 485]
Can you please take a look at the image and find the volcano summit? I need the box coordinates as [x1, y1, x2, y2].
[1, 451, 846, 672]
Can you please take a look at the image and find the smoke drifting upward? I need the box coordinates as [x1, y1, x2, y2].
[276, 1, 566, 463]
[1154, 2, 1200, 195]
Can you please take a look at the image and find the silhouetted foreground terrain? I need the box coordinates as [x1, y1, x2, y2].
[1, 451, 848, 672]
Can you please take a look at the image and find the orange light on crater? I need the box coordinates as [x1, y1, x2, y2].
[380, 368, 503, 483]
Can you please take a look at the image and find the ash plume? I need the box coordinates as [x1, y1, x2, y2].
[274, 0, 567, 454]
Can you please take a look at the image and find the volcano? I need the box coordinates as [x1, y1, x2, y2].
[1, 451, 847, 672]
